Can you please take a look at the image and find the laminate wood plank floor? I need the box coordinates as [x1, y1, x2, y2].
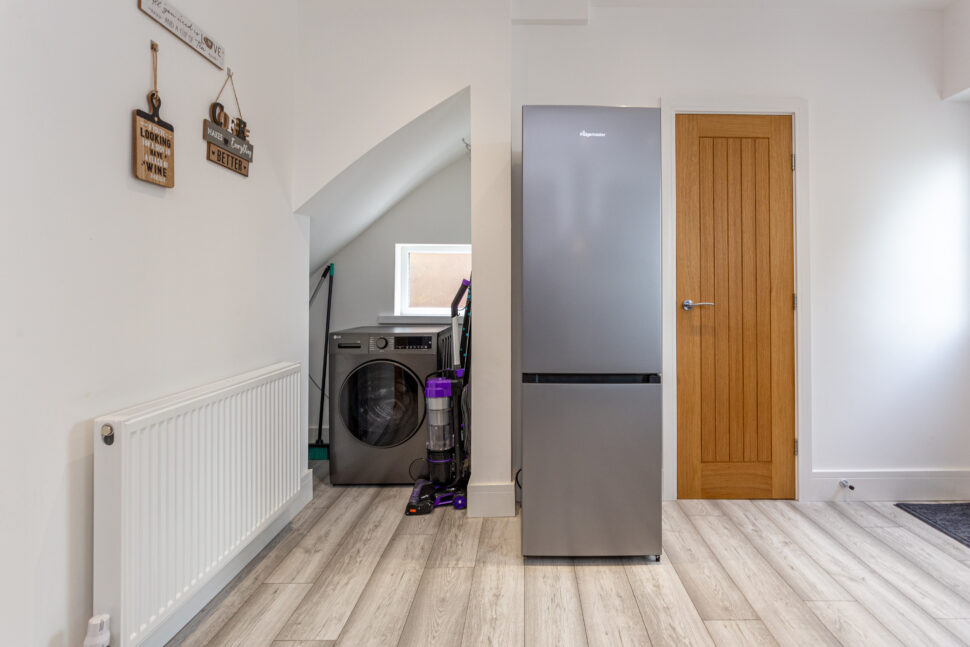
[943, 619, 970, 644]
[624, 553, 714, 646]
[755, 501, 965, 647]
[705, 620, 778, 646]
[662, 501, 758, 621]
[461, 518, 524, 647]
[573, 559, 652, 647]
[333, 534, 434, 647]
[687, 510, 841, 646]
[718, 500, 851, 603]
[867, 501, 970, 562]
[524, 557, 588, 647]
[805, 601, 903, 647]
[172, 463, 970, 647]
[795, 502, 970, 619]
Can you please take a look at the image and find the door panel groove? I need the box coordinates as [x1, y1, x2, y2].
[699, 138, 715, 464]
[756, 138, 772, 463]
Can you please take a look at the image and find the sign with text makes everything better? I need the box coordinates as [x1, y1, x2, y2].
[202, 117, 252, 178]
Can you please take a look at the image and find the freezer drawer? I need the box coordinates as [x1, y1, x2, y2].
[521, 382, 662, 556]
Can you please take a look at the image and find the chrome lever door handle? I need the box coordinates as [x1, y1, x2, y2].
[682, 299, 715, 311]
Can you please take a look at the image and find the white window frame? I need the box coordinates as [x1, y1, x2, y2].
[394, 243, 472, 316]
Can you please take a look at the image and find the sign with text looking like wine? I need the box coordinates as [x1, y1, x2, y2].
[133, 42, 174, 188]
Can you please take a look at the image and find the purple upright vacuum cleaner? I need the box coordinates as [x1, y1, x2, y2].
[406, 278, 472, 516]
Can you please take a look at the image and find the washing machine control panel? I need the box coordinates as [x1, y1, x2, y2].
[394, 335, 433, 350]
[367, 335, 434, 352]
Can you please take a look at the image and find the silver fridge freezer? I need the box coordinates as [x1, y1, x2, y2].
[520, 105, 662, 557]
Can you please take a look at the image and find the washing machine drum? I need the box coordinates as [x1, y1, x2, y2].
[338, 360, 424, 447]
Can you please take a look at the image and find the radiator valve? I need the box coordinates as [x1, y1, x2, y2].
[84, 614, 110, 647]
[839, 479, 855, 491]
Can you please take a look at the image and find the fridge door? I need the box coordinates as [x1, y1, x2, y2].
[522, 105, 662, 374]
[521, 381, 662, 556]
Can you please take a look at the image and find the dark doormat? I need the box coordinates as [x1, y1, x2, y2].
[896, 502, 970, 549]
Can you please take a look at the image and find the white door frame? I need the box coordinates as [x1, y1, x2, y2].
[659, 96, 812, 500]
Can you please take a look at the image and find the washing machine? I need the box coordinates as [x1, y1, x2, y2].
[329, 325, 452, 484]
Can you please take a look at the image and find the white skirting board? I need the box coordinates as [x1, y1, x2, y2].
[143, 470, 312, 647]
[803, 469, 970, 501]
[467, 479, 516, 517]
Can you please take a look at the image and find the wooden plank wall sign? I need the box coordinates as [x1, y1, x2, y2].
[133, 42, 174, 188]
[139, 0, 225, 69]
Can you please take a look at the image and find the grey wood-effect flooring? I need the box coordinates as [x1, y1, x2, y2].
[169, 463, 970, 646]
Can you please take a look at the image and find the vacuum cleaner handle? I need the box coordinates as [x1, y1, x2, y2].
[451, 279, 469, 369]
[450, 279, 470, 319]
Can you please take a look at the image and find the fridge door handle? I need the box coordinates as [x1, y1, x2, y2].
[682, 299, 715, 311]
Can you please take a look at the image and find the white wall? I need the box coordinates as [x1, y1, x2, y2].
[512, 0, 588, 23]
[309, 155, 472, 437]
[303, 87, 470, 272]
[944, 0, 970, 99]
[512, 5, 970, 499]
[0, 2, 306, 645]
[296, 0, 514, 516]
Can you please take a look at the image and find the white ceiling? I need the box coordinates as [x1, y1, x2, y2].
[590, 0, 953, 9]
[302, 87, 471, 274]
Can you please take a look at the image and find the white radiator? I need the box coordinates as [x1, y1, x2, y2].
[93, 362, 308, 647]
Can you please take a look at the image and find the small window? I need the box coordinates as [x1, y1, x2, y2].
[394, 243, 472, 316]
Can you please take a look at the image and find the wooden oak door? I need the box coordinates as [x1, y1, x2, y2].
[676, 114, 795, 499]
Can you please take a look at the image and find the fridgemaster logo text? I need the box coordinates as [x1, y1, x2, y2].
[580, 130, 606, 138]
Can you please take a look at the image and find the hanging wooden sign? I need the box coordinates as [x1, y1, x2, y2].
[138, 0, 225, 69]
[205, 137, 249, 176]
[202, 70, 253, 178]
[134, 100, 175, 187]
[132, 42, 174, 188]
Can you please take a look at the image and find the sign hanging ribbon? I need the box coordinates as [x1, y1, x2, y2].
[132, 41, 175, 188]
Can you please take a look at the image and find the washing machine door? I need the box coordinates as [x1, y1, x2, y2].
[338, 360, 425, 447]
